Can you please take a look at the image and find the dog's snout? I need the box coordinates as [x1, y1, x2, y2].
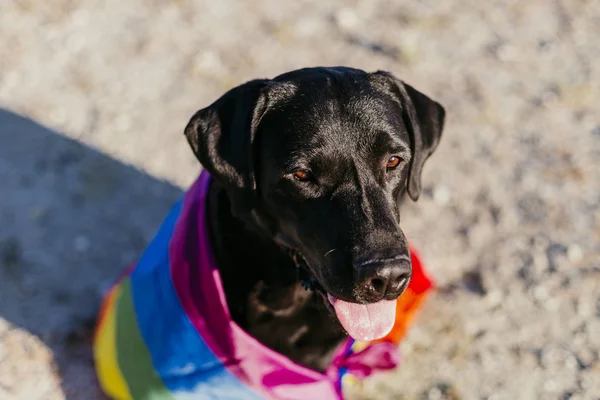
[356, 256, 411, 301]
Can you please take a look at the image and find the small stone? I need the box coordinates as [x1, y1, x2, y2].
[577, 349, 596, 369]
[194, 51, 223, 74]
[294, 18, 320, 37]
[586, 320, 600, 347]
[115, 114, 132, 132]
[537, 38, 551, 51]
[433, 185, 451, 205]
[572, 331, 587, 348]
[0, 237, 22, 267]
[546, 242, 568, 272]
[577, 298, 593, 318]
[567, 244, 584, 264]
[533, 251, 550, 274]
[517, 193, 547, 223]
[70, 9, 90, 27]
[2, 71, 21, 91]
[465, 320, 480, 336]
[579, 369, 598, 391]
[428, 386, 443, 400]
[565, 355, 579, 371]
[543, 379, 558, 392]
[334, 8, 359, 30]
[73, 236, 91, 253]
[533, 285, 549, 301]
[540, 89, 559, 106]
[496, 44, 518, 62]
[544, 297, 560, 311]
[50, 107, 68, 125]
[29, 206, 47, 222]
[541, 346, 569, 369]
[463, 270, 487, 296]
[485, 290, 503, 308]
[66, 34, 86, 52]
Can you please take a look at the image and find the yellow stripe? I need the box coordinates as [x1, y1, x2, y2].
[93, 285, 133, 400]
[342, 372, 360, 388]
[351, 341, 369, 352]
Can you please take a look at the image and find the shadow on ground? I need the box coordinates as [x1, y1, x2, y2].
[0, 108, 183, 399]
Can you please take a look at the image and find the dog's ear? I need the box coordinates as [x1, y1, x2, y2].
[372, 71, 446, 201]
[185, 79, 270, 216]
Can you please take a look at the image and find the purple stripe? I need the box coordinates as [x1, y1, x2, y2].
[169, 171, 345, 399]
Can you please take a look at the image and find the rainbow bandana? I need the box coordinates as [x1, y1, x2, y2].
[93, 171, 433, 400]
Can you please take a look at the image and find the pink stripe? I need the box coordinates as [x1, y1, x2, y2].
[169, 172, 344, 399]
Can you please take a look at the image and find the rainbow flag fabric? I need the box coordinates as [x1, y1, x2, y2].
[93, 171, 433, 400]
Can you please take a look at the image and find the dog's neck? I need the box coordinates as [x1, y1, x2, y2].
[206, 180, 346, 371]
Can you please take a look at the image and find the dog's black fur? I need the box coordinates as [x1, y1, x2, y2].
[185, 67, 445, 372]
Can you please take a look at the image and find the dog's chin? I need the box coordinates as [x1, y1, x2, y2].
[315, 288, 336, 314]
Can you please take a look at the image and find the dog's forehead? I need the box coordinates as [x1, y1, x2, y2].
[260, 75, 408, 162]
[269, 69, 378, 108]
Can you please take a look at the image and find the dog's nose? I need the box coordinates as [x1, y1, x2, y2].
[356, 257, 411, 301]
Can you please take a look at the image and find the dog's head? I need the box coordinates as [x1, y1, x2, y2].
[185, 67, 445, 341]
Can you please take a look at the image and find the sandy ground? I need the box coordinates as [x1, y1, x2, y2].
[0, 0, 599, 399]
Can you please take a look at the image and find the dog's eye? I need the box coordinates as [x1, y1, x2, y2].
[293, 169, 313, 182]
[386, 156, 402, 169]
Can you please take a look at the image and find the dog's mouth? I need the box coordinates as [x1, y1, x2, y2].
[289, 249, 398, 342]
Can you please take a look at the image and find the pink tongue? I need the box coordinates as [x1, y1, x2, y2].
[327, 294, 397, 341]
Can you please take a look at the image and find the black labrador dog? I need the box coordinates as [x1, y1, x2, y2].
[184, 66, 445, 372]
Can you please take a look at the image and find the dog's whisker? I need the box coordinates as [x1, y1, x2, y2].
[324, 248, 338, 258]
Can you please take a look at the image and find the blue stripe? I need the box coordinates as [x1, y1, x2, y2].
[129, 199, 264, 399]
[337, 367, 348, 391]
[336, 338, 356, 391]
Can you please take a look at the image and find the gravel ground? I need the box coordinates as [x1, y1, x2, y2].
[0, 0, 598, 399]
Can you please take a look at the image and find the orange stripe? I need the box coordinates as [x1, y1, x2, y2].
[378, 290, 431, 344]
[94, 286, 117, 340]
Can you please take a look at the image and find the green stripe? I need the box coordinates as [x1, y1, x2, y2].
[115, 278, 175, 400]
